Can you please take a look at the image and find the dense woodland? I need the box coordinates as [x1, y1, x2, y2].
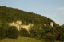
[0, 6, 59, 27]
[0, 6, 64, 42]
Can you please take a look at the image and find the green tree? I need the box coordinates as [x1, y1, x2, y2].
[0, 20, 2, 27]
[19, 28, 29, 37]
[6, 26, 18, 39]
[41, 24, 57, 41]
[0, 27, 6, 40]
[56, 26, 64, 42]
[45, 33, 56, 41]
[30, 24, 42, 39]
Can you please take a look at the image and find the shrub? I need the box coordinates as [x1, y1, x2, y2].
[19, 28, 29, 37]
[0, 27, 6, 39]
[6, 26, 18, 39]
[45, 33, 56, 41]
[45, 36, 55, 41]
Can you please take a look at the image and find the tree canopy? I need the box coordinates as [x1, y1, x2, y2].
[0, 6, 59, 27]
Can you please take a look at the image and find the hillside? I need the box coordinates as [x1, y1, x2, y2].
[0, 6, 64, 42]
[0, 6, 59, 27]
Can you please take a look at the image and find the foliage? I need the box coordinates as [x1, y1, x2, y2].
[30, 24, 57, 41]
[0, 6, 58, 27]
[6, 26, 18, 39]
[0, 6, 61, 41]
[45, 33, 56, 41]
[30, 24, 42, 39]
[41, 25, 57, 41]
[0, 27, 6, 40]
[19, 28, 29, 37]
[0, 20, 2, 27]
[56, 26, 64, 42]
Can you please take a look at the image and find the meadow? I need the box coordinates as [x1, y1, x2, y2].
[0, 36, 59, 42]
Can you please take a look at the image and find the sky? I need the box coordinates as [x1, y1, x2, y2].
[0, 0, 64, 26]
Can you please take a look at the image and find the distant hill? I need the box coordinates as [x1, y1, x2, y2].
[0, 6, 59, 27]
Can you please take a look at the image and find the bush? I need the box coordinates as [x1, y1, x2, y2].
[19, 28, 29, 37]
[6, 26, 18, 39]
[0, 27, 6, 39]
[45, 36, 55, 41]
[45, 33, 56, 41]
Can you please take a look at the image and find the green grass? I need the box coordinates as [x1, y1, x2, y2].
[0, 36, 59, 42]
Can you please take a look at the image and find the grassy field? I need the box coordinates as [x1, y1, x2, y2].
[0, 36, 59, 42]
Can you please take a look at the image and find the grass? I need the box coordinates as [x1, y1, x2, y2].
[0, 36, 59, 42]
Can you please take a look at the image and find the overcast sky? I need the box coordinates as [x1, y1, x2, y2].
[0, 0, 64, 25]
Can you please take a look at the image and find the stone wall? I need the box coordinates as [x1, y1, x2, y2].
[9, 20, 34, 31]
[20, 24, 34, 31]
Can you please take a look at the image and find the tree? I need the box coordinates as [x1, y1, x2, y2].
[0, 27, 6, 39]
[45, 33, 56, 41]
[30, 24, 42, 39]
[0, 20, 2, 27]
[41, 24, 57, 41]
[19, 28, 29, 37]
[56, 26, 64, 42]
[6, 26, 18, 39]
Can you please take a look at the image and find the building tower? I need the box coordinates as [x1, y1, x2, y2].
[50, 22, 53, 27]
